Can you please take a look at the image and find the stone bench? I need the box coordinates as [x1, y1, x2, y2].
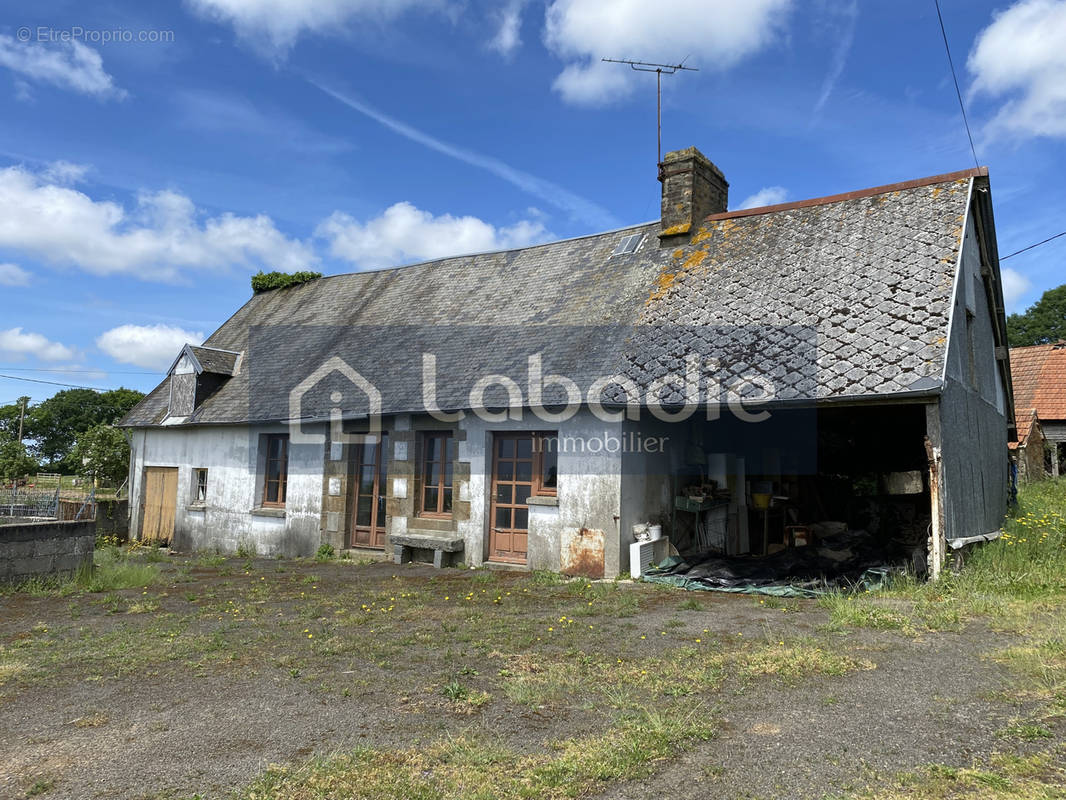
[389, 532, 464, 568]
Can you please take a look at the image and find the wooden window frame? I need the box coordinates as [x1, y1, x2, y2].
[193, 468, 208, 503]
[418, 431, 454, 518]
[262, 434, 289, 508]
[531, 432, 558, 497]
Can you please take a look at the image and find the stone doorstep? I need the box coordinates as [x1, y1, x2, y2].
[389, 532, 464, 552]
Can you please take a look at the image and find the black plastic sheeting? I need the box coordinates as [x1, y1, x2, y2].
[642, 529, 924, 597]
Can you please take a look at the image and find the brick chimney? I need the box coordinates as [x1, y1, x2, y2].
[658, 147, 728, 241]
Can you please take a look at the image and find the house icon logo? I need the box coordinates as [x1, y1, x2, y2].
[287, 356, 382, 444]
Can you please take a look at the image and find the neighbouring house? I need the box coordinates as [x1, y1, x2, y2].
[1009, 342, 1066, 480]
[118, 147, 1014, 580]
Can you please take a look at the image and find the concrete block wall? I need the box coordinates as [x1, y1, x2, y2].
[0, 520, 95, 583]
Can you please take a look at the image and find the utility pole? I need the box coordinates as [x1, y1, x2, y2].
[601, 57, 699, 164]
[16, 396, 28, 442]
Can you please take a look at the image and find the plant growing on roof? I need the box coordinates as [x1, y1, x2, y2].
[250, 270, 323, 293]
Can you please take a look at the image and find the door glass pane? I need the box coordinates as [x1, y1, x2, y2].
[516, 460, 532, 482]
[376, 494, 387, 525]
[495, 507, 511, 529]
[514, 507, 528, 530]
[423, 486, 438, 512]
[359, 465, 375, 493]
[499, 437, 514, 458]
[356, 495, 372, 526]
[495, 484, 512, 504]
[497, 461, 513, 481]
[424, 436, 438, 463]
[378, 434, 389, 482]
[425, 462, 439, 486]
[442, 488, 452, 513]
[516, 437, 532, 458]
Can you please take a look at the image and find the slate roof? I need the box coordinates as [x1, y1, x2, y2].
[120, 169, 981, 428]
[189, 346, 240, 376]
[1009, 342, 1066, 446]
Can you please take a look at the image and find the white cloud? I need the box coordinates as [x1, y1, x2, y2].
[97, 324, 205, 370]
[0, 263, 31, 287]
[737, 186, 788, 210]
[186, 0, 438, 52]
[969, 0, 1066, 139]
[41, 160, 91, 185]
[316, 201, 552, 268]
[0, 164, 316, 281]
[488, 1, 526, 57]
[543, 0, 791, 105]
[1001, 266, 1032, 311]
[0, 327, 76, 362]
[0, 35, 126, 99]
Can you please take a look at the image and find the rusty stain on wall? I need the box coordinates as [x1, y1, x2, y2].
[562, 527, 605, 579]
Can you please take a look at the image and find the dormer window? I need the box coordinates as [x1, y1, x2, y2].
[166, 344, 241, 420]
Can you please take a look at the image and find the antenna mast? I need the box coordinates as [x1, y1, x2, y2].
[601, 57, 698, 164]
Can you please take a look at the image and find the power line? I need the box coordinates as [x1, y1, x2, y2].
[1001, 230, 1066, 261]
[933, 0, 980, 169]
[0, 366, 160, 375]
[0, 373, 106, 391]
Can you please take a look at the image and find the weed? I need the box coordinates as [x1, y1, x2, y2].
[316, 544, 335, 562]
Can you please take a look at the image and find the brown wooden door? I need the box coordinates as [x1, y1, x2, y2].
[489, 434, 532, 563]
[350, 434, 388, 549]
[142, 467, 178, 545]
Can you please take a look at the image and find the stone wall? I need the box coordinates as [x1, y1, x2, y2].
[0, 520, 95, 583]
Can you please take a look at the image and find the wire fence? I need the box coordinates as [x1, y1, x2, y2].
[0, 485, 97, 524]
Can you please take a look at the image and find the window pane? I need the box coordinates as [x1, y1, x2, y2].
[442, 488, 452, 513]
[266, 456, 281, 483]
[270, 436, 283, 459]
[446, 436, 457, 462]
[278, 479, 286, 504]
[265, 480, 280, 504]
[495, 507, 511, 529]
[444, 459, 453, 488]
[423, 486, 438, 513]
[499, 437, 514, 458]
[424, 436, 438, 463]
[514, 507, 528, 530]
[495, 484, 512, 504]
[516, 437, 532, 459]
[541, 449, 558, 488]
[497, 461, 513, 481]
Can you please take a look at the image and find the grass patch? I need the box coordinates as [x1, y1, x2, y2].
[860, 753, 1066, 799]
[240, 705, 715, 800]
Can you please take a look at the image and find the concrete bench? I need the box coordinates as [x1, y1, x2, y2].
[389, 532, 464, 568]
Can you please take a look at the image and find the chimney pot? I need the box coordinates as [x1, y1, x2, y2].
[658, 147, 728, 241]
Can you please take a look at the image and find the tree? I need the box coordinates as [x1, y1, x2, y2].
[0, 398, 29, 442]
[1006, 283, 1066, 347]
[72, 424, 130, 487]
[0, 440, 37, 482]
[24, 387, 145, 470]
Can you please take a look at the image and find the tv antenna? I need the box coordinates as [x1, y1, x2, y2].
[601, 57, 699, 164]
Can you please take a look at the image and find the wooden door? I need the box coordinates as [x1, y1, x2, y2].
[142, 467, 178, 545]
[489, 434, 532, 563]
[350, 434, 388, 549]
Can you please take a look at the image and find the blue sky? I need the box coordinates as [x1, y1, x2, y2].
[0, 0, 1064, 406]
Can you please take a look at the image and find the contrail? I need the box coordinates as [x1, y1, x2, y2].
[308, 79, 619, 230]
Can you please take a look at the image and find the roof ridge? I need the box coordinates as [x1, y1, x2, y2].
[311, 220, 660, 283]
[705, 167, 988, 222]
